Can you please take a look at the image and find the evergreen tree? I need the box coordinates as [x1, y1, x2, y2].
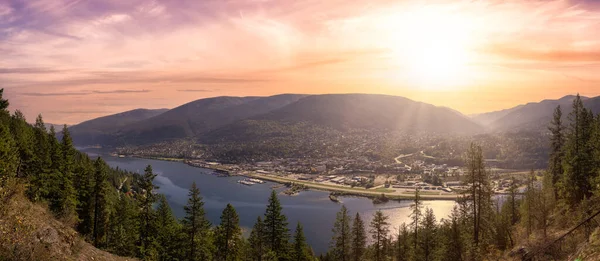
[263, 190, 290, 259]
[395, 224, 410, 261]
[369, 210, 390, 261]
[548, 105, 565, 200]
[92, 157, 111, 247]
[0, 88, 8, 112]
[138, 165, 159, 259]
[183, 182, 212, 261]
[107, 194, 139, 257]
[507, 178, 520, 226]
[75, 156, 94, 238]
[47, 126, 65, 216]
[59, 125, 77, 221]
[10, 111, 35, 179]
[0, 121, 17, 189]
[249, 216, 266, 261]
[419, 208, 437, 261]
[156, 195, 184, 261]
[521, 170, 536, 238]
[331, 205, 351, 261]
[215, 203, 242, 261]
[409, 188, 423, 252]
[292, 222, 311, 261]
[561, 94, 595, 205]
[464, 142, 491, 251]
[350, 213, 366, 261]
[27, 115, 52, 201]
[443, 207, 464, 261]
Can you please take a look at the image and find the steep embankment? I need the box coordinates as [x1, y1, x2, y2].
[0, 185, 135, 261]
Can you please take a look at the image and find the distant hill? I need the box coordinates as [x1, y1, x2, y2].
[475, 95, 600, 132]
[68, 108, 168, 145]
[70, 93, 483, 147]
[255, 94, 483, 134]
[70, 94, 307, 145]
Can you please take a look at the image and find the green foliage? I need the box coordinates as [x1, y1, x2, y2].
[292, 222, 311, 261]
[419, 208, 438, 261]
[369, 210, 390, 261]
[183, 182, 212, 261]
[263, 190, 290, 260]
[560, 94, 596, 206]
[331, 205, 351, 261]
[410, 188, 423, 252]
[215, 203, 243, 261]
[0, 120, 17, 189]
[156, 195, 184, 261]
[249, 216, 266, 260]
[92, 157, 111, 247]
[58, 125, 77, 221]
[138, 165, 159, 259]
[350, 213, 366, 261]
[107, 195, 139, 257]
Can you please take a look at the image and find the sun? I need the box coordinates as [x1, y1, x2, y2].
[385, 7, 475, 90]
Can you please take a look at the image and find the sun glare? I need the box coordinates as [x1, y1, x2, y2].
[385, 7, 475, 90]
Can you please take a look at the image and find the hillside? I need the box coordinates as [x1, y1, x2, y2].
[476, 95, 600, 132]
[255, 94, 483, 134]
[70, 94, 308, 146]
[68, 108, 168, 145]
[0, 185, 135, 261]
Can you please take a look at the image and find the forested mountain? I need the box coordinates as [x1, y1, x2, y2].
[68, 108, 168, 145]
[70, 94, 307, 145]
[474, 95, 600, 132]
[255, 94, 483, 134]
[69, 94, 482, 147]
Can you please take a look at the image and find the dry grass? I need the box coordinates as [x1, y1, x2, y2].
[0, 181, 136, 261]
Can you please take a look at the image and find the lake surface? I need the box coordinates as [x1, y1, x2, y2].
[84, 149, 456, 254]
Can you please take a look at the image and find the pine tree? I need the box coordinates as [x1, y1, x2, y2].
[249, 216, 266, 261]
[47, 126, 65, 216]
[0, 121, 17, 189]
[263, 190, 290, 259]
[397, 223, 411, 261]
[156, 195, 184, 261]
[75, 156, 94, 238]
[292, 222, 311, 261]
[138, 165, 159, 259]
[0, 89, 8, 112]
[464, 142, 491, 250]
[215, 203, 242, 261]
[419, 208, 437, 261]
[369, 210, 390, 261]
[107, 194, 139, 257]
[548, 105, 565, 200]
[92, 157, 111, 247]
[350, 213, 366, 261]
[410, 187, 423, 253]
[10, 110, 35, 179]
[438, 206, 464, 261]
[59, 125, 77, 221]
[27, 115, 52, 201]
[183, 182, 212, 261]
[331, 205, 351, 261]
[561, 94, 595, 205]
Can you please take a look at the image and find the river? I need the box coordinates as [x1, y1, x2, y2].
[83, 150, 457, 254]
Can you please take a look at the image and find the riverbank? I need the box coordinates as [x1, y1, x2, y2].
[244, 173, 460, 201]
[116, 155, 459, 201]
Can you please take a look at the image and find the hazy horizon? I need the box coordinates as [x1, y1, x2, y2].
[3, 0, 600, 124]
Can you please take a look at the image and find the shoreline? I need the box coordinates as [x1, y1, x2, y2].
[119, 154, 460, 201]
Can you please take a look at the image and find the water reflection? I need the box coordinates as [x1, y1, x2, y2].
[89, 151, 456, 254]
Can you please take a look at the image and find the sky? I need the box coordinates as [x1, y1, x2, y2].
[2, 0, 600, 124]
